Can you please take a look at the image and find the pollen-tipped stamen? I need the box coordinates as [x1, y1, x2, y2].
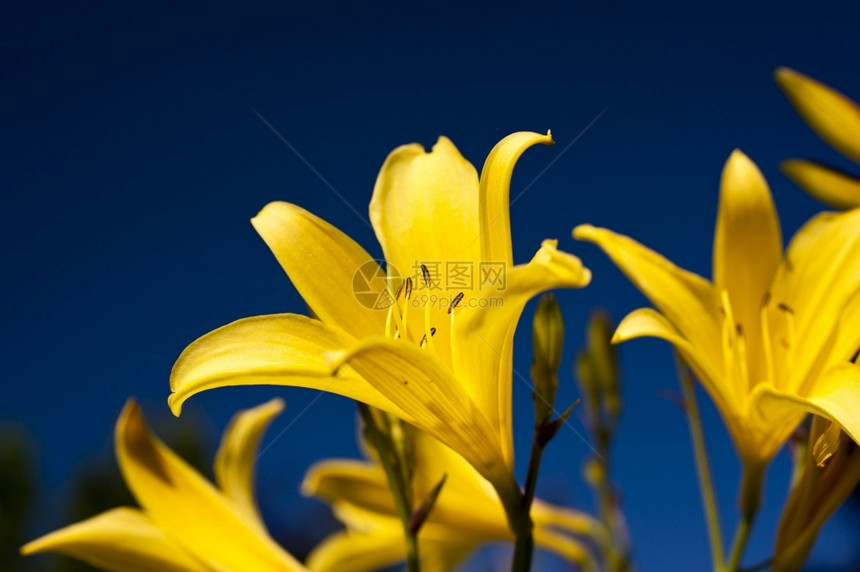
[420, 264, 435, 353]
[760, 292, 775, 386]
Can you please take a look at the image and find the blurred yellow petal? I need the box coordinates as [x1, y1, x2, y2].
[169, 314, 402, 417]
[301, 459, 393, 515]
[116, 401, 304, 571]
[770, 209, 860, 391]
[776, 67, 860, 164]
[21, 508, 206, 572]
[307, 529, 406, 572]
[752, 364, 860, 455]
[713, 150, 782, 385]
[214, 398, 284, 535]
[574, 224, 721, 371]
[327, 338, 516, 500]
[251, 201, 386, 339]
[533, 527, 599, 572]
[369, 137, 481, 279]
[478, 131, 554, 265]
[532, 500, 605, 541]
[453, 239, 590, 463]
[782, 159, 860, 210]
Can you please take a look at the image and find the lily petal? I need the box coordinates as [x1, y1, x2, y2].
[306, 528, 407, 572]
[21, 508, 207, 572]
[713, 151, 782, 385]
[775, 67, 860, 164]
[327, 338, 513, 496]
[751, 363, 860, 457]
[770, 208, 860, 392]
[781, 159, 860, 210]
[251, 202, 387, 339]
[169, 314, 402, 417]
[116, 400, 305, 571]
[478, 131, 554, 266]
[614, 308, 734, 417]
[369, 137, 481, 281]
[214, 398, 284, 536]
[533, 527, 599, 572]
[301, 459, 394, 515]
[453, 239, 590, 464]
[573, 224, 721, 384]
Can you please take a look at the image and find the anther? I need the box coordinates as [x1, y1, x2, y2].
[449, 292, 464, 314]
[777, 303, 795, 314]
[405, 277, 413, 300]
[394, 281, 404, 301]
[419, 327, 437, 347]
[421, 264, 432, 288]
[761, 291, 772, 308]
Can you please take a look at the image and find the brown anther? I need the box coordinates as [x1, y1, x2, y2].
[448, 292, 464, 314]
[777, 303, 795, 314]
[419, 327, 437, 347]
[405, 277, 413, 299]
[420, 264, 432, 288]
[736, 324, 744, 336]
[394, 281, 404, 301]
[761, 291, 771, 308]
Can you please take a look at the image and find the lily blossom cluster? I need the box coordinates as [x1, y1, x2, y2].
[22, 67, 860, 572]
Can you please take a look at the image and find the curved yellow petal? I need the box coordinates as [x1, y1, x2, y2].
[116, 400, 305, 572]
[169, 314, 401, 417]
[251, 201, 387, 339]
[21, 508, 207, 572]
[713, 150, 782, 385]
[214, 398, 284, 536]
[301, 459, 394, 515]
[781, 159, 860, 210]
[369, 137, 481, 281]
[614, 308, 736, 420]
[478, 131, 555, 266]
[770, 209, 860, 392]
[532, 501, 605, 542]
[307, 529, 406, 572]
[751, 364, 860, 455]
[327, 338, 515, 499]
[574, 224, 721, 383]
[533, 527, 599, 572]
[776, 67, 860, 165]
[452, 239, 590, 464]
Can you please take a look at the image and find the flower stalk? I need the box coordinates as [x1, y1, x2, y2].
[356, 403, 420, 571]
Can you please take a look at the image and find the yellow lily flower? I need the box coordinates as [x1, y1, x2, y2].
[22, 398, 306, 572]
[574, 150, 860, 466]
[302, 427, 603, 572]
[169, 133, 591, 511]
[775, 67, 860, 209]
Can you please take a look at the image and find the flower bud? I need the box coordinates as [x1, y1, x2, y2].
[531, 294, 564, 421]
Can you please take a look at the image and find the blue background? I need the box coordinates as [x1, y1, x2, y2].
[4, 1, 860, 569]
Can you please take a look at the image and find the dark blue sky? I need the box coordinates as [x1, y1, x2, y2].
[4, 1, 860, 569]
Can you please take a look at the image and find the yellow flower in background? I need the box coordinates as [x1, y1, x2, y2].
[574, 150, 860, 466]
[22, 399, 305, 572]
[776, 67, 860, 209]
[169, 132, 591, 511]
[302, 427, 603, 572]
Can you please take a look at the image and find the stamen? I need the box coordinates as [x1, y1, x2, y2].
[394, 281, 404, 301]
[735, 323, 750, 392]
[760, 291, 774, 384]
[419, 327, 437, 348]
[405, 277, 413, 300]
[421, 264, 433, 288]
[449, 292, 464, 314]
[778, 302, 796, 371]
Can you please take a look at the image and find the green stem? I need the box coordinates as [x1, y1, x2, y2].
[676, 355, 725, 572]
[511, 429, 543, 572]
[726, 463, 764, 572]
[357, 403, 420, 572]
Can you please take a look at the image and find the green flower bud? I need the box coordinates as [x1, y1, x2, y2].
[531, 293, 565, 421]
